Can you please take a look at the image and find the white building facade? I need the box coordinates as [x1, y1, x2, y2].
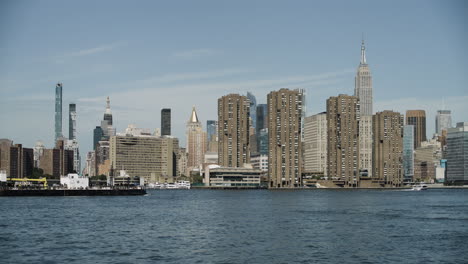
[303, 112, 327, 176]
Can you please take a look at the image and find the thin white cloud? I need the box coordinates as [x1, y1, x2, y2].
[172, 48, 218, 59]
[55, 42, 124, 63]
[130, 68, 252, 87]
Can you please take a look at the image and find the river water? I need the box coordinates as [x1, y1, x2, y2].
[1, 189, 467, 263]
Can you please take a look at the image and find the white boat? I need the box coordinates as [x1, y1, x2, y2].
[147, 181, 191, 189]
[411, 183, 428, 191]
[175, 180, 191, 189]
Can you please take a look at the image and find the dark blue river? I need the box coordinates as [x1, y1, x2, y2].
[1, 189, 467, 263]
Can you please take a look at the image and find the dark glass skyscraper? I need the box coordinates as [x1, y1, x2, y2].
[55, 83, 63, 142]
[69, 103, 76, 140]
[247, 92, 257, 131]
[161, 108, 171, 136]
[256, 104, 267, 135]
[93, 126, 103, 150]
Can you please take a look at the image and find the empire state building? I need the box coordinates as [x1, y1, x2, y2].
[355, 39, 373, 177]
[354, 39, 373, 116]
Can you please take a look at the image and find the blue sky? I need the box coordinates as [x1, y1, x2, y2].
[1, 0, 467, 162]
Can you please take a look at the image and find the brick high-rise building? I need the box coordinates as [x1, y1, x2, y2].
[0, 140, 33, 178]
[268, 88, 304, 188]
[372, 111, 404, 186]
[327, 94, 360, 187]
[218, 94, 250, 167]
[406, 110, 426, 149]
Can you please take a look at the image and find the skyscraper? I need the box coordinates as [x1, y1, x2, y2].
[258, 128, 268, 156]
[55, 83, 63, 142]
[94, 97, 115, 150]
[268, 88, 304, 188]
[403, 125, 415, 182]
[69, 103, 76, 140]
[406, 110, 427, 149]
[354, 38, 373, 178]
[186, 107, 207, 169]
[446, 122, 468, 185]
[206, 120, 218, 152]
[103, 96, 113, 126]
[207, 120, 217, 142]
[372, 111, 404, 186]
[256, 104, 268, 134]
[246, 92, 257, 131]
[161, 108, 171, 136]
[218, 94, 250, 167]
[327, 94, 360, 186]
[436, 110, 452, 135]
[354, 38, 373, 116]
[303, 112, 327, 176]
[256, 104, 268, 154]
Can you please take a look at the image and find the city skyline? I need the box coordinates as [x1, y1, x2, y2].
[1, 0, 467, 159]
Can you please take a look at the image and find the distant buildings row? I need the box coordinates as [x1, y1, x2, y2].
[2, 40, 467, 188]
[80, 40, 467, 187]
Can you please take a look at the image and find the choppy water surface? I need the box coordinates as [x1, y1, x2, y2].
[1, 189, 467, 264]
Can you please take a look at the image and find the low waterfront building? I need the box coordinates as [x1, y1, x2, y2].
[60, 173, 89, 189]
[204, 164, 261, 187]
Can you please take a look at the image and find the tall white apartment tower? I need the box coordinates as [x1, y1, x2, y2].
[355, 38, 373, 177]
[303, 112, 327, 176]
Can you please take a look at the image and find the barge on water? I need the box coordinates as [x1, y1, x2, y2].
[0, 188, 146, 196]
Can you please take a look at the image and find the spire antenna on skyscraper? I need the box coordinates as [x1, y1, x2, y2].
[106, 96, 111, 114]
[360, 35, 367, 65]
